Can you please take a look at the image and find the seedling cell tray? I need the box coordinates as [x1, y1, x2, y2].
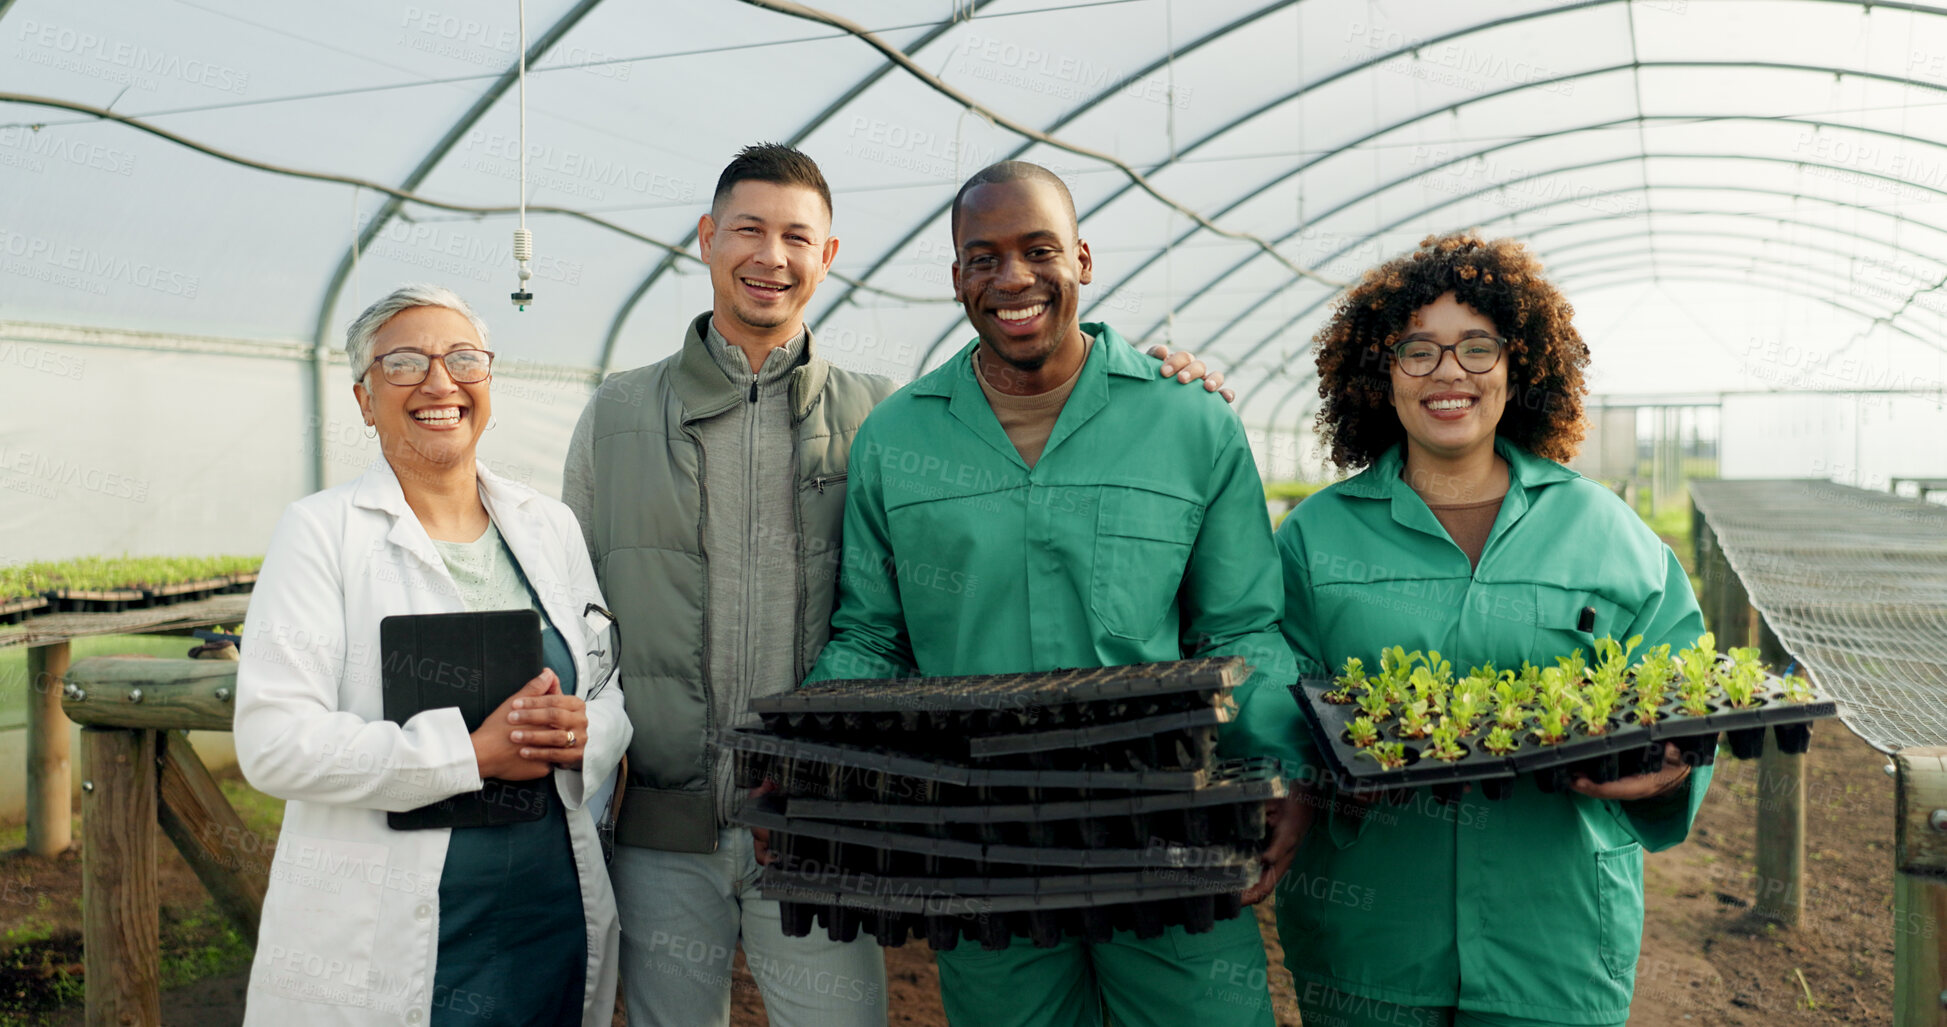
[734, 798, 1256, 872]
[783, 759, 1283, 824]
[967, 705, 1231, 758]
[749, 657, 1244, 716]
[0, 595, 48, 625]
[721, 729, 1211, 796]
[1294, 671, 1840, 795]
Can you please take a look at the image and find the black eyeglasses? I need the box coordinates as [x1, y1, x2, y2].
[1391, 336, 1504, 377]
[365, 348, 495, 386]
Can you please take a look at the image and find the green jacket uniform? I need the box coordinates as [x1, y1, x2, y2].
[1273, 439, 1712, 1025]
[807, 324, 1308, 771]
[808, 325, 1310, 1027]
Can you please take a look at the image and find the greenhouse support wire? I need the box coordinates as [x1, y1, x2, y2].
[0, 92, 953, 311]
[735, 0, 1348, 291]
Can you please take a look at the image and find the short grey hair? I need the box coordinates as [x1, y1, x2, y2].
[345, 284, 491, 384]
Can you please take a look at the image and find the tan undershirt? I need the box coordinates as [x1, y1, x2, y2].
[1424, 496, 1506, 570]
[973, 337, 1092, 468]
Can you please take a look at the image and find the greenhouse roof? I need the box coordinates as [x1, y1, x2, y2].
[7, 0, 1947, 429]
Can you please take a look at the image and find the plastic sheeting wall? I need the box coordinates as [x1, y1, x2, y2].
[1720, 393, 1947, 489]
[0, 333, 598, 562]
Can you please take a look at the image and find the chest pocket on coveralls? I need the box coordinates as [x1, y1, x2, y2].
[1091, 487, 1201, 640]
[1532, 585, 1632, 664]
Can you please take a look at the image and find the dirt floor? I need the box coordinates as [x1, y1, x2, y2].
[0, 719, 1900, 1026]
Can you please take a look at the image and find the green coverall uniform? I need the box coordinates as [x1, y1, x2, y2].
[1273, 439, 1713, 1027]
[807, 325, 1312, 1027]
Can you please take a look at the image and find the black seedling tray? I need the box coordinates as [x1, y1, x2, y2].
[763, 869, 1250, 950]
[1295, 675, 1841, 795]
[735, 798, 1257, 873]
[783, 759, 1283, 824]
[722, 729, 1211, 796]
[750, 657, 1243, 717]
[968, 705, 1231, 757]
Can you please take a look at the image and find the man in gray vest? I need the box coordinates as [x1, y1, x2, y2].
[565, 143, 1231, 1027]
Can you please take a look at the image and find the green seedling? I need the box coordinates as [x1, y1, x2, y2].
[1324, 656, 1367, 703]
[1556, 648, 1588, 683]
[1396, 699, 1433, 739]
[1407, 666, 1449, 717]
[1424, 719, 1467, 761]
[1347, 716, 1381, 747]
[1492, 699, 1528, 732]
[1632, 644, 1675, 707]
[1676, 632, 1718, 689]
[1533, 667, 1574, 744]
[1360, 741, 1409, 771]
[1579, 680, 1620, 735]
[1591, 634, 1643, 691]
[1633, 691, 1663, 727]
[1355, 689, 1393, 721]
[1447, 681, 1488, 733]
[1780, 673, 1815, 704]
[1482, 725, 1520, 755]
[1720, 646, 1767, 708]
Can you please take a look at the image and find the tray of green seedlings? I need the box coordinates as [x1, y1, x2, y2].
[1292, 635, 1837, 799]
[5, 555, 264, 615]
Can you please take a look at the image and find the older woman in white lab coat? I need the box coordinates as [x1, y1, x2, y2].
[234, 284, 630, 1027]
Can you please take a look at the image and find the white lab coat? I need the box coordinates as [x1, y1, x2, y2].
[234, 458, 631, 1027]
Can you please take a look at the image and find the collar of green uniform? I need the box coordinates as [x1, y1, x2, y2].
[673, 310, 831, 423]
[909, 321, 1150, 399]
[1336, 436, 1578, 500]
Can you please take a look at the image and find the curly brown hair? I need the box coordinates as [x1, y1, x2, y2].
[1312, 232, 1590, 469]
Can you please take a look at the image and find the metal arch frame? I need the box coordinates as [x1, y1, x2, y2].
[1093, 91, 1947, 357]
[1210, 148, 1947, 408]
[302, 0, 607, 491]
[914, 84, 1947, 372]
[1267, 269, 1947, 449]
[798, 0, 1306, 339]
[1247, 181, 1947, 431]
[1517, 204, 1947, 254]
[1089, 109, 1947, 343]
[592, 0, 1008, 374]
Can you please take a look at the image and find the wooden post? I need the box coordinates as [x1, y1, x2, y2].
[1752, 619, 1806, 926]
[26, 641, 73, 857]
[1894, 746, 1947, 1027]
[156, 732, 267, 943]
[81, 727, 160, 1027]
[61, 657, 238, 732]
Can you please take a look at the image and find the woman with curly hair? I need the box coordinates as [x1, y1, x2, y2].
[1274, 233, 1711, 1026]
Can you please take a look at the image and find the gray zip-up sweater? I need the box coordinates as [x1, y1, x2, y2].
[564, 313, 896, 852]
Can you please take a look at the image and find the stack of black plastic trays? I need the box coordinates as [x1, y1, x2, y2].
[721, 657, 1284, 952]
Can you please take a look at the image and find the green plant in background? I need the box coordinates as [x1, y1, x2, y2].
[1359, 741, 1409, 771]
[1424, 719, 1467, 761]
[1555, 647, 1588, 683]
[1482, 725, 1520, 755]
[0, 554, 262, 601]
[1721, 646, 1767, 708]
[1324, 656, 1367, 703]
[1347, 716, 1381, 747]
